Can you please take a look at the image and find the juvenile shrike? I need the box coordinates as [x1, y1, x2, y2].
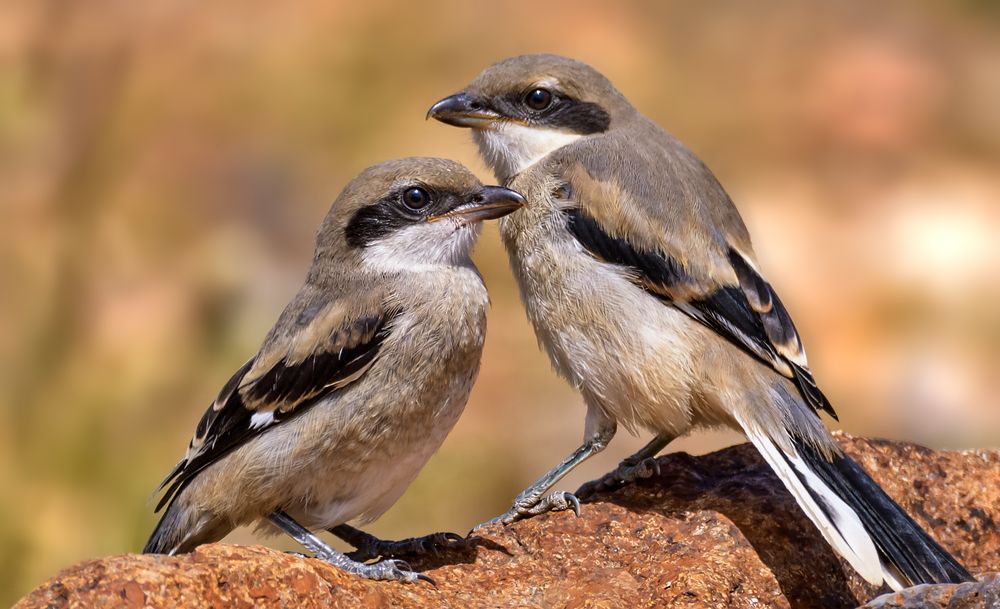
[144, 157, 524, 583]
[429, 54, 972, 590]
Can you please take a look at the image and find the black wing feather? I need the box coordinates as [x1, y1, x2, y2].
[565, 208, 837, 419]
[154, 314, 392, 512]
[567, 207, 692, 287]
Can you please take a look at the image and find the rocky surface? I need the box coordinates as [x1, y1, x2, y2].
[15, 434, 1000, 609]
[860, 574, 1000, 609]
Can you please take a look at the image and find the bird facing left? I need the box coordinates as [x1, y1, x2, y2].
[143, 157, 525, 584]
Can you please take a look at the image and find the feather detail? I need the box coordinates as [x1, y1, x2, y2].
[564, 207, 837, 419]
[152, 301, 396, 513]
[734, 415, 885, 587]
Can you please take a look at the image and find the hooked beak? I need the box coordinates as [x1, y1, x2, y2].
[429, 186, 526, 224]
[427, 92, 500, 129]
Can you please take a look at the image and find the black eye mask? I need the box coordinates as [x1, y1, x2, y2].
[494, 90, 610, 135]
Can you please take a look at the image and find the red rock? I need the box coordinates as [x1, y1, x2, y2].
[13, 434, 999, 609]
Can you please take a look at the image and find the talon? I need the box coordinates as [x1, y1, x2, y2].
[444, 532, 464, 543]
[469, 519, 495, 535]
[416, 573, 437, 586]
[567, 493, 581, 517]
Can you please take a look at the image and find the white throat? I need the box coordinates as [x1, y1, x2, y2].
[473, 123, 582, 181]
[361, 221, 481, 274]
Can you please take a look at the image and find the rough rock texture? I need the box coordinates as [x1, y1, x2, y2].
[16, 434, 1000, 609]
[860, 574, 1000, 609]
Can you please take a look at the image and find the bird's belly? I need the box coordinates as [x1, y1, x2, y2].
[289, 431, 447, 530]
[194, 347, 479, 531]
[515, 241, 701, 435]
[289, 371, 475, 529]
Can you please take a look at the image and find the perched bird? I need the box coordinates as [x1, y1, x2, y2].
[429, 54, 973, 590]
[144, 157, 525, 583]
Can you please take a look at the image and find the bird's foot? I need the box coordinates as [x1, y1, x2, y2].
[344, 530, 466, 562]
[317, 552, 435, 584]
[472, 489, 580, 532]
[575, 456, 660, 499]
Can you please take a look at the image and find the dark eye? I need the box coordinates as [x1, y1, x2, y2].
[402, 187, 430, 210]
[525, 88, 553, 110]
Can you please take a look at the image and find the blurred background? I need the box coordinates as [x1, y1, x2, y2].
[2, 0, 999, 603]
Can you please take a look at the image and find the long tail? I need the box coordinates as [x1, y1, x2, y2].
[737, 418, 973, 590]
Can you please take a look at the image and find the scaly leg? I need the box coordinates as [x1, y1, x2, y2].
[269, 510, 433, 584]
[474, 410, 617, 530]
[575, 432, 675, 499]
[329, 524, 465, 562]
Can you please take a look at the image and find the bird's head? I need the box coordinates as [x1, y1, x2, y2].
[428, 54, 631, 180]
[312, 157, 524, 277]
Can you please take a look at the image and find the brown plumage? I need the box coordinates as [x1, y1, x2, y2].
[430, 54, 972, 590]
[145, 157, 524, 583]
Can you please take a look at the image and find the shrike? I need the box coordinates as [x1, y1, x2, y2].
[429, 54, 972, 590]
[144, 157, 524, 583]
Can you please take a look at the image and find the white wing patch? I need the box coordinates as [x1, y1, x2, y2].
[249, 411, 275, 430]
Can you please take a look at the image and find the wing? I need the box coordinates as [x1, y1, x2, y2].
[154, 292, 396, 512]
[549, 137, 836, 420]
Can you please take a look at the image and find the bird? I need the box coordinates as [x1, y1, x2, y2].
[144, 157, 525, 583]
[428, 54, 973, 590]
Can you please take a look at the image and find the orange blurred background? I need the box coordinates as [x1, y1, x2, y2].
[2, 0, 999, 603]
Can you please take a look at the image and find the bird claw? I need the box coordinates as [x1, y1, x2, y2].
[576, 456, 661, 499]
[416, 572, 437, 586]
[472, 490, 581, 532]
[534, 490, 580, 518]
[320, 554, 432, 584]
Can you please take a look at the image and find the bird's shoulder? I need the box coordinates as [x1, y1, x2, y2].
[536, 126, 747, 287]
[237, 281, 389, 411]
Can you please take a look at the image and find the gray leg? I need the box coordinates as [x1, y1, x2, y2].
[575, 432, 675, 499]
[329, 524, 465, 562]
[269, 510, 433, 584]
[474, 420, 617, 530]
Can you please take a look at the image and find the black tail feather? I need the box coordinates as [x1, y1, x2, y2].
[793, 436, 973, 587]
[144, 498, 183, 554]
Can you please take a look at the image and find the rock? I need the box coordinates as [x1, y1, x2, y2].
[859, 574, 1000, 609]
[14, 434, 999, 609]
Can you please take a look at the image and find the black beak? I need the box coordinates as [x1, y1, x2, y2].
[429, 186, 526, 224]
[427, 92, 500, 128]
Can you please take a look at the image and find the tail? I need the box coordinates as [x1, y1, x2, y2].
[144, 494, 227, 555]
[143, 498, 187, 554]
[737, 418, 973, 590]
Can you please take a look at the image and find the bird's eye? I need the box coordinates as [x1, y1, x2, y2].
[402, 187, 430, 210]
[525, 88, 553, 110]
